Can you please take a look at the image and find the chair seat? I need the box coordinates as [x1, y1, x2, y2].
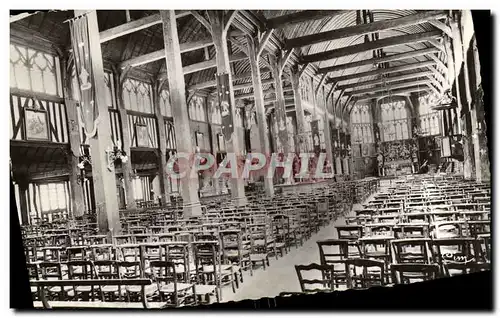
[126, 284, 157, 295]
[250, 253, 268, 261]
[275, 242, 286, 249]
[101, 285, 120, 293]
[224, 250, 250, 258]
[49, 286, 74, 293]
[194, 284, 217, 294]
[75, 286, 93, 292]
[159, 283, 194, 293]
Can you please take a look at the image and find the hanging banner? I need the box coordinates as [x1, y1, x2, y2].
[216, 72, 234, 142]
[69, 15, 100, 138]
[311, 119, 321, 155]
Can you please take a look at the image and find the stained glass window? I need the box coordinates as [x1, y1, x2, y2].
[10, 44, 61, 96]
[380, 100, 410, 141]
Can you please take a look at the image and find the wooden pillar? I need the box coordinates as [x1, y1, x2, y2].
[60, 55, 85, 218]
[208, 10, 247, 205]
[160, 10, 202, 216]
[450, 17, 464, 136]
[320, 86, 334, 172]
[457, 14, 475, 180]
[471, 36, 490, 182]
[246, 35, 274, 197]
[152, 79, 171, 206]
[291, 67, 307, 153]
[114, 71, 137, 209]
[18, 179, 30, 225]
[74, 10, 120, 234]
[268, 53, 291, 156]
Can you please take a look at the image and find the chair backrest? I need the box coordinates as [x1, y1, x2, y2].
[316, 239, 349, 266]
[345, 258, 385, 289]
[430, 238, 480, 273]
[38, 262, 63, 280]
[390, 263, 440, 284]
[94, 260, 120, 279]
[391, 238, 433, 264]
[294, 263, 336, 293]
[67, 260, 98, 280]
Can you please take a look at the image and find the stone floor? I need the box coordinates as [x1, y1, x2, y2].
[220, 193, 378, 303]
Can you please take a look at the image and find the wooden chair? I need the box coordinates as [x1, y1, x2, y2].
[248, 223, 272, 269]
[335, 225, 363, 258]
[66, 260, 99, 301]
[430, 238, 480, 277]
[219, 229, 251, 279]
[191, 241, 223, 303]
[316, 239, 349, 288]
[345, 258, 385, 290]
[294, 263, 336, 293]
[94, 260, 121, 301]
[390, 263, 440, 284]
[38, 262, 72, 300]
[272, 214, 291, 257]
[391, 238, 433, 264]
[149, 260, 197, 307]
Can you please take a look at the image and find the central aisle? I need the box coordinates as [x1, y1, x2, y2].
[220, 195, 379, 303]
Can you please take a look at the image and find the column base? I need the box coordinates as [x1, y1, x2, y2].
[182, 201, 203, 218]
[263, 178, 275, 197]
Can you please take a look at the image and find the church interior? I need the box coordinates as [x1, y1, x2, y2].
[10, 9, 491, 309]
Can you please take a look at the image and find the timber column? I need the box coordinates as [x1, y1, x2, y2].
[152, 79, 171, 206]
[74, 10, 120, 234]
[208, 10, 247, 206]
[319, 85, 334, 172]
[17, 179, 30, 225]
[114, 70, 137, 209]
[160, 10, 202, 217]
[290, 66, 307, 153]
[246, 35, 274, 197]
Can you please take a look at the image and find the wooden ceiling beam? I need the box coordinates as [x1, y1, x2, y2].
[235, 87, 293, 100]
[428, 19, 453, 38]
[318, 47, 439, 74]
[347, 78, 432, 96]
[301, 30, 442, 64]
[99, 11, 189, 43]
[356, 85, 430, 101]
[326, 60, 437, 84]
[187, 68, 271, 91]
[266, 10, 345, 29]
[340, 70, 433, 91]
[120, 37, 214, 68]
[286, 10, 447, 50]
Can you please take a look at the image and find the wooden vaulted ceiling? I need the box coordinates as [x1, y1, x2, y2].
[11, 9, 447, 112]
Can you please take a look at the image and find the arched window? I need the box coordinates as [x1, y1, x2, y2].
[10, 44, 62, 97]
[350, 104, 374, 144]
[188, 95, 206, 122]
[122, 78, 153, 113]
[380, 100, 410, 141]
[159, 89, 172, 117]
[418, 93, 441, 136]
